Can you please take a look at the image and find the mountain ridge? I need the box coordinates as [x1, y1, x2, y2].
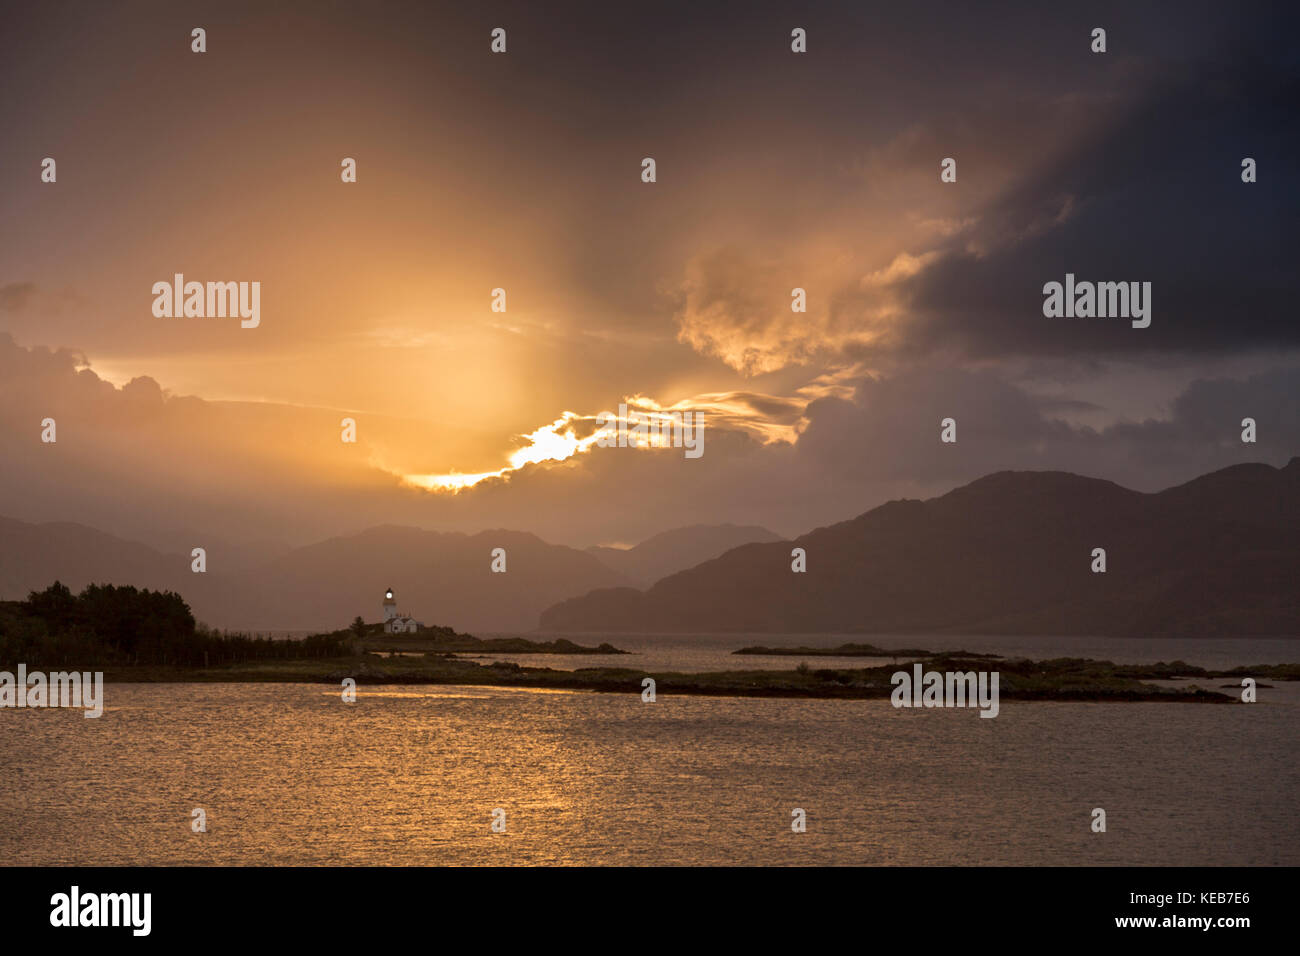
[585, 523, 782, 586]
[538, 460, 1299, 637]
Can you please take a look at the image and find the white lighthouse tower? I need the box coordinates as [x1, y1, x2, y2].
[382, 587, 398, 623]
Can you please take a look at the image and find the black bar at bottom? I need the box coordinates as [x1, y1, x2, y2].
[0, 865, 1285, 943]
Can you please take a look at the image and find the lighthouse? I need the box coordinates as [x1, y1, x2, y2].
[381, 587, 423, 634]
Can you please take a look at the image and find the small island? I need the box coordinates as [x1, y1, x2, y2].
[359, 587, 625, 655]
[345, 622, 626, 657]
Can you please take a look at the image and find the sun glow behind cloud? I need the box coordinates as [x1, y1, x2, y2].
[399, 388, 820, 494]
[402, 412, 602, 492]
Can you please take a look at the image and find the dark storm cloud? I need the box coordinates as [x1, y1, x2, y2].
[900, 59, 1300, 359]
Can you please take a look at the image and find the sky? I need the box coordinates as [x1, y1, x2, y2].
[1, 0, 1297, 552]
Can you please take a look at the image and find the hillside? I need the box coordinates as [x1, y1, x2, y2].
[539, 460, 1300, 637]
[586, 523, 782, 586]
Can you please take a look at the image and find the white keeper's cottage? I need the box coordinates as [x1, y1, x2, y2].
[381, 587, 422, 634]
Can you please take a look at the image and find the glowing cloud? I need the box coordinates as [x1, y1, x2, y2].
[403, 413, 602, 493]
[400, 385, 826, 494]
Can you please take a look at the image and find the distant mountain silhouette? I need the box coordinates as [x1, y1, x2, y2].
[0, 521, 625, 633]
[0, 518, 193, 600]
[586, 523, 782, 586]
[539, 460, 1300, 637]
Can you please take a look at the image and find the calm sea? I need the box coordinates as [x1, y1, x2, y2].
[2, 634, 1296, 865]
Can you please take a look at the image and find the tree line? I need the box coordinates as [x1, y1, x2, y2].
[0, 581, 351, 667]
